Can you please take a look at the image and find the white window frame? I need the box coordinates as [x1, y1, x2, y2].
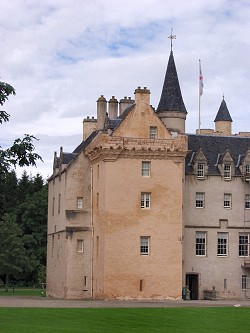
[196, 192, 205, 208]
[245, 194, 250, 209]
[150, 126, 157, 139]
[224, 164, 231, 180]
[141, 192, 151, 209]
[217, 232, 228, 257]
[77, 197, 83, 209]
[197, 163, 205, 179]
[239, 233, 249, 257]
[140, 236, 150, 255]
[196, 231, 206, 256]
[242, 275, 247, 290]
[77, 239, 84, 253]
[142, 161, 150, 177]
[245, 165, 250, 175]
[224, 193, 232, 209]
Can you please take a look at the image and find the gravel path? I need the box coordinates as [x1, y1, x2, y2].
[0, 297, 250, 308]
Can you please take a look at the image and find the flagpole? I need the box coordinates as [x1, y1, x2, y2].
[198, 59, 203, 134]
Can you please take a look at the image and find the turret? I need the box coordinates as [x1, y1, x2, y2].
[214, 97, 232, 136]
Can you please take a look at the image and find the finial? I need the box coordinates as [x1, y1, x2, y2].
[223, 93, 225, 100]
[168, 28, 176, 51]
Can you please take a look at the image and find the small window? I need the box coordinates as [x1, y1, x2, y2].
[58, 194, 61, 214]
[224, 193, 232, 209]
[242, 275, 247, 290]
[245, 165, 250, 175]
[196, 231, 206, 256]
[141, 192, 151, 208]
[77, 197, 83, 209]
[196, 192, 205, 208]
[140, 236, 150, 255]
[224, 164, 231, 180]
[217, 232, 228, 256]
[197, 163, 205, 179]
[239, 233, 249, 257]
[150, 126, 157, 139]
[52, 197, 55, 216]
[245, 194, 250, 209]
[142, 161, 150, 177]
[77, 239, 84, 253]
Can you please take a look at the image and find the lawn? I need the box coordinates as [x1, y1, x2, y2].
[0, 288, 45, 297]
[0, 307, 249, 333]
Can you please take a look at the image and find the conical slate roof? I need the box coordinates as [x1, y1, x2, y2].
[156, 51, 187, 114]
[214, 98, 232, 122]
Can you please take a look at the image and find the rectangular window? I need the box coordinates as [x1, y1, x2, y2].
[224, 164, 231, 180]
[197, 163, 205, 179]
[77, 239, 84, 253]
[52, 197, 55, 216]
[140, 236, 150, 255]
[239, 233, 249, 257]
[150, 126, 157, 139]
[245, 194, 250, 209]
[245, 165, 250, 175]
[196, 192, 205, 208]
[242, 275, 247, 290]
[224, 193, 232, 209]
[217, 232, 228, 256]
[142, 161, 150, 177]
[196, 232, 206, 256]
[77, 197, 83, 209]
[58, 194, 61, 214]
[141, 192, 151, 208]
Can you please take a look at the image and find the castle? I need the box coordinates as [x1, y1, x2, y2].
[46, 47, 250, 300]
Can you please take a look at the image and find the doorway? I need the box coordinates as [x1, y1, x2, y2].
[186, 273, 199, 300]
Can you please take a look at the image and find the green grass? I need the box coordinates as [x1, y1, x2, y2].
[0, 288, 45, 297]
[0, 307, 249, 333]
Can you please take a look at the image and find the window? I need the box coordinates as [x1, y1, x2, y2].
[52, 197, 55, 216]
[196, 232, 206, 256]
[217, 232, 228, 256]
[141, 192, 151, 208]
[150, 126, 157, 139]
[224, 164, 231, 180]
[77, 239, 84, 253]
[245, 194, 250, 209]
[239, 233, 249, 257]
[140, 236, 150, 255]
[242, 275, 247, 290]
[196, 192, 205, 208]
[224, 193, 232, 209]
[142, 161, 150, 177]
[58, 194, 61, 214]
[77, 197, 83, 209]
[197, 163, 205, 179]
[245, 165, 250, 175]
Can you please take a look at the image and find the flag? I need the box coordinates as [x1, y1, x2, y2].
[199, 60, 203, 96]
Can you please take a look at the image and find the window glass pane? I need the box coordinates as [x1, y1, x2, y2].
[224, 194, 231, 208]
[141, 193, 150, 208]
[150, 127, 157, 139]
[196, 193, 204, 208]
[142, 162, 150, 177]
[77, 240, 84, 253]
[239, 234, 249, 257]
[245, 194, 250, 209]
[196, 231, 206, 256]
[197, 163, 205, 179]
[217, 232, 228, 256]
[224, 164, 231, 180]
[77, 197, 83, 209]
[140, 236, 150, 255]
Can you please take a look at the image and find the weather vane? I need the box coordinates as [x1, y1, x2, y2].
[168, 28, 176, 51]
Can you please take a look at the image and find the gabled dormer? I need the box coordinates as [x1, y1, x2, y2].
[240, 149, 250, 181]
[194, 148, 208, 180]
[217, 149, 235, 180]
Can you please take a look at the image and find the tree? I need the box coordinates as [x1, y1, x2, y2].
[0, 214, 35, 291]
[0, 81, 42, 175]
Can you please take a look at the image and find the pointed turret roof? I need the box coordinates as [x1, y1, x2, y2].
[156, 51, 187, 114]
[214, 98, 232, 122]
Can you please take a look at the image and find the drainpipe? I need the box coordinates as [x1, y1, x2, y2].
[90, 165, 94, 298]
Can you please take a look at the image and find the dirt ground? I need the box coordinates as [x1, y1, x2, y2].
[0, 296, 250, 308]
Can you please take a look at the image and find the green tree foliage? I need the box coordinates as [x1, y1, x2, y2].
[0, 80, 42, 175]
[0, 214, 35, 291]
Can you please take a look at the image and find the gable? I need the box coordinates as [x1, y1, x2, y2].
[112, 101, 171, 139]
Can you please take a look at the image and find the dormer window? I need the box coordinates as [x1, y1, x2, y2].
[224, 164, 231, 180]
[245, 165, 250, 175]
[150, 126, 157, 139]
[197, 163, 205, 179]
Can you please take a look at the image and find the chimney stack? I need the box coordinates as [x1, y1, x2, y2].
[108, 96, 118, 119]
[97, 95, 107, 130]
[119, 96, 135, 116]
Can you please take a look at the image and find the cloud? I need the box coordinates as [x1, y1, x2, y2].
[1, 0, 250, 178]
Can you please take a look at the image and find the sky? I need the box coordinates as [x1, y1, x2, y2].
[1, 0, 250, 180]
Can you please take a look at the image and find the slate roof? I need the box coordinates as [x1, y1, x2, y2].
[62, 152, 77, 164]
[186, 134, 250, 175]
[214, 98, 233, 122]
[156, 51, 187, 114]
[73, 130, 99, 154]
